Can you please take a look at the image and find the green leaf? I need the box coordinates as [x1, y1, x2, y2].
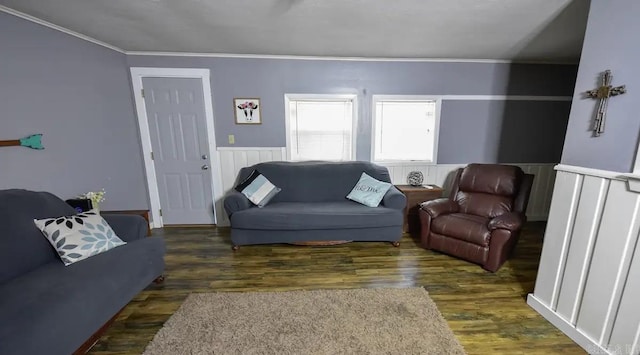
[51, 230, 60, 242]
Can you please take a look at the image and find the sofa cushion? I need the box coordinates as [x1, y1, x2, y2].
[234, 161, 392, 203]
[346, 172, 392, 207]
[431, 213, 491, 246]
[235, 170, 281, 208]
[34, 210, 127, 266]
[0, 236, 165, 355]
[230, 201, 403, 230]
[0, 189, 77, 285]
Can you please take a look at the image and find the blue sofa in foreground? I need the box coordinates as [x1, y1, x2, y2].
[0, 189, 165, 355]
[224, 161, 406, 248]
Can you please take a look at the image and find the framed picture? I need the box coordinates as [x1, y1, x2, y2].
[234, 98, 262, 125]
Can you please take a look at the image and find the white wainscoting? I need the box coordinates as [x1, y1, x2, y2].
[527, 164, 640, 355]
[380, 162, 556, 221]
[216, 147, 286, 225]
[215, 147, 555, 225]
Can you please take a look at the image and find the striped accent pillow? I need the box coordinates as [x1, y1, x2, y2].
[235, 170, 281, 208]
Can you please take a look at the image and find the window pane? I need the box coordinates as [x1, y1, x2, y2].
[375, 100, 436, 161]
[289, 100, 353, 161]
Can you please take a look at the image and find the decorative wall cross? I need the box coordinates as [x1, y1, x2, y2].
[585, 70, 626, 137]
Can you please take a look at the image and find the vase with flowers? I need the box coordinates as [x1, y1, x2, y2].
[78, 189, 106, 212]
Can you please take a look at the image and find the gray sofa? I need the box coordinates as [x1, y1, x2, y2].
[0, 189, 165, 355]
[224, 161, 406, 248]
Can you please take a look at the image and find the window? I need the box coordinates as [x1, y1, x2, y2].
[285, 94, 357, 161]
[372, 96, 440, 163]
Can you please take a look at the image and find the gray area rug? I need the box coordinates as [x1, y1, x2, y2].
[143, 288, 466, 355]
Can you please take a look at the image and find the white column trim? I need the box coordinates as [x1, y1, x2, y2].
[555, 164, 627, 180]
[557, 165, 640, 194]
[550, 174, 582, 309]
[599, 196, 640, 345]
[528, 295, 609, 354]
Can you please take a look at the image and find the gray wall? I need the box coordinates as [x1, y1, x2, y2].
[439, 100, 572, 164]
[0, 12, 149, 209]
[0, 9, 581, 213]
[561, 0, 640, 172]
[127, 56, 577, 163]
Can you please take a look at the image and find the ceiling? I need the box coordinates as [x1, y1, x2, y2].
[0, 0, 590, 61]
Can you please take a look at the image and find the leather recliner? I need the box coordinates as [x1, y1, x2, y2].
[419, 164, 534, 272]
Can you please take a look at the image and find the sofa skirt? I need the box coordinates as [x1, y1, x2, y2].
[231, 226, 403, 246]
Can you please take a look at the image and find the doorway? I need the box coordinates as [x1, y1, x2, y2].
[130, 68, 223, 228]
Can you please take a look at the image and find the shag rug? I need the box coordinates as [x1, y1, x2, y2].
[143, 288, 465, 355]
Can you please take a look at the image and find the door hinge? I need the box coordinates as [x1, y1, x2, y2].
[141, 88, 145, 98]
[150, 151, 154, 160]
[159, 209, 163, 217]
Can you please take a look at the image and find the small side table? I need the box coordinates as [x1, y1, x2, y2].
[395, 185, 444, 235]
[101, 210, 151, 236]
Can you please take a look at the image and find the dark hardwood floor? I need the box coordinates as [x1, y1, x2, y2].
[89, 223, 585, 355]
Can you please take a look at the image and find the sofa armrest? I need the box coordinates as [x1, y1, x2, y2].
[381, 186, 406, 210]
[488, 212, 525, 232]
[419, 198, 459, 218]
[102, 214, 147, 242]
[224, 190, 253, 216]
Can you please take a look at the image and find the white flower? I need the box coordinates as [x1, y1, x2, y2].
[78, 189, 106, 207]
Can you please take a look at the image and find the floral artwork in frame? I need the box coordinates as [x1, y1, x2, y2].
[234, 98, 262, 124]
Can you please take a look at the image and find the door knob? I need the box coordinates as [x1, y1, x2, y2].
[201, 164, 209, 170]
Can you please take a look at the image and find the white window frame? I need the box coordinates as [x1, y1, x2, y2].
[284, 93, 358, 161]
[370, 95, 442, 165]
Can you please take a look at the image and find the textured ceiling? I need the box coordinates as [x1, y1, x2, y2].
[0, 0, 590, 61]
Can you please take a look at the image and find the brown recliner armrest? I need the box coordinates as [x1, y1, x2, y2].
[420, 198, 459, 218]
[488, 212, 525, 232]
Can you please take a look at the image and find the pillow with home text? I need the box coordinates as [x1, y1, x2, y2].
[346, 172, 392, 207]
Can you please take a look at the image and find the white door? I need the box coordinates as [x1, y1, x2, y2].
[142, 77, 215, 225]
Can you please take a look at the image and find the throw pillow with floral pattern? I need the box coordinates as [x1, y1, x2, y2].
[34, 210, 126, 266]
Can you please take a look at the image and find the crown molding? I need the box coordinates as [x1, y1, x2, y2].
[0, 5, 125, 53]
[125, 51, 516, 63]
[125, 51, 579, 65]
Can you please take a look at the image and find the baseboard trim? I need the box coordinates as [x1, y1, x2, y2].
[527, 294, 609, 354]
